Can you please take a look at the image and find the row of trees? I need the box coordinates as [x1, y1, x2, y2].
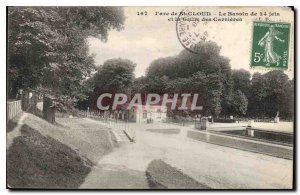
[248, 71, 294, 119]
[84, 41, 294, 120]
[8, 7, 294, 122]
[8, 7, 125, 123]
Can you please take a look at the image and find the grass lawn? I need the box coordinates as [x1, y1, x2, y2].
[7, 113, 114, 189]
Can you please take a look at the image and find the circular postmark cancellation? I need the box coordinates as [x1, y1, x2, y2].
[176, 7, 210, 54]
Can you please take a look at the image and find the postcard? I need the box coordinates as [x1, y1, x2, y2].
[7, 6, 294, 189]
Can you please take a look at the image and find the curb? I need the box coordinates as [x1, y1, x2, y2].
[123, 130, 134, 142]
[187, 130, 293, 160]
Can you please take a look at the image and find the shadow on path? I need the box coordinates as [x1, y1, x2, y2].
[146, 159, 211, 189]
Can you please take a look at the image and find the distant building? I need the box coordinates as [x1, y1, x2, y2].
[103, 104, 167, 123]
[128, 104, 167, 123]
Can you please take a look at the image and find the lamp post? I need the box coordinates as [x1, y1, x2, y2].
[115, 110, 118, 125]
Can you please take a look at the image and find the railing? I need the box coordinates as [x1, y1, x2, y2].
[7, 100, 22, 121]
[84, 112, 136, 142]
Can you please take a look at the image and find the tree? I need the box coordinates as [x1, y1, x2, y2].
[131, 76, 148, 94]
[248, 72, 268, 117]
[147, 41, 230, 80]
[281, 79, 294, 120]
[232, 69, 251, 97]
[8, 7, 125, 122]
[144, 75, 170, 94]
[92, 58, 136, 92]
[84, 58, 136, 111]
[204, 74, 223, 116]
[232, 90, 248, 116]
[248, 70, 293, 119]
[263, 70, 289, 117]
[145, 41, 231, 117]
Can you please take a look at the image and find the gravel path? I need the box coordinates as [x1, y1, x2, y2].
[7, 112, 28, 149]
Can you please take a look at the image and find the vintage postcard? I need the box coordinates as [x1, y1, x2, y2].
[7, 6, 294, 189]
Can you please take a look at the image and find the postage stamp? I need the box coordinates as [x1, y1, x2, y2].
[250, 21, 290, 69]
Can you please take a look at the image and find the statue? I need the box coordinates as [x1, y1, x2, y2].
[274, 111, 280, 123]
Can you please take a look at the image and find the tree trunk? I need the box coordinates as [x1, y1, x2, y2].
[43, 96, 56, 123]
[8, 82, 19, 100]
[30, 92, 38, 114]
[21, 91, 29, 111]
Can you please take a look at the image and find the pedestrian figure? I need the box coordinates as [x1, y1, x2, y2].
[258, 25, 285, 66]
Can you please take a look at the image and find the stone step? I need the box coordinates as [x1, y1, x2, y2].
[113, 130, 131, 144]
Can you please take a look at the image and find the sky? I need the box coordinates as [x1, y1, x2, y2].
[88, 7, 294, 79]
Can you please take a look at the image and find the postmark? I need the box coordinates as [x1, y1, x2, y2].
[250, 21, 290, 69]
[176, 8, 209, 54]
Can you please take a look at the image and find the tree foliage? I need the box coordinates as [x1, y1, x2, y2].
[142, 41, 231, 116]
[248, 70, 293, 119]
[134, 42, 293, 119]
[232, 69, 251, 97]
[81, 58, 136, 110]
[232, 90, 248, 116]
[91, 58, 136, 93]
[8, 7, 125, 97]
[8, 7, 125, 121]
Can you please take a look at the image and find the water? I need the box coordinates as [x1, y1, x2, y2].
[220, 129, 293, 146]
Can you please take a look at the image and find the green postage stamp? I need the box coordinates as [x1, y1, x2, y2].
[251, 21, 290, 69]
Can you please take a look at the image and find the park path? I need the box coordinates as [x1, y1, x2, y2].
[7, 112, 28, 149]
[80, 119, 293, 189]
